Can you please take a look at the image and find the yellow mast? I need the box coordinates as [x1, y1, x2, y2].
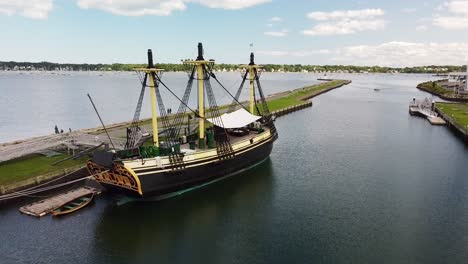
[148, 72, 159, 147]
[241, 53, 262, 114]
[249, 66, 255, 114]
[135, 49, 164, 148]
[183, 43, 214, 149]
[197, 63, 205, 148]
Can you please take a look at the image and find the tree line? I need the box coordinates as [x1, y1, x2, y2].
[0, 61, 464, 74]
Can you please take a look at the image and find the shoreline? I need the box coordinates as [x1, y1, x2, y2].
[0, 79, 351, 197]
[416, 81, 468, 102]
[435, 102, 468, 145]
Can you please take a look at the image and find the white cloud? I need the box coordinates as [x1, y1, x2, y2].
[77, 0, 186, 16]
[258, 49, 331, 57]
[269, 16, 282, 22]
[416, 25, 428, 31]
[433, 0, 468, 29]
[0, 0, 53, 19]
[333, 41, 468, 66]
[434, 16, 468, 29]
[76, 0, 270, 16]
[446, 0, 468, 14]
[402, 8, 417, 13]
[259, 41, 468, 66]
[264, 29, 288, 37]
[302, 19, 385, 36]
[265, 23, 273, 27]
[303, 8, 386, 36]
[194, 0, 271, 10]
[307, 8, 384, 21]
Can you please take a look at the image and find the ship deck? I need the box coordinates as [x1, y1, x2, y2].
[178, 127, 269, 153]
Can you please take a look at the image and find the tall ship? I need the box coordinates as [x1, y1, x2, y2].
[87, 43, 278, 199]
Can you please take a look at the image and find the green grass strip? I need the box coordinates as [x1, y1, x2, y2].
[436, 102, 468, 128]
[0, 154, 89, 185]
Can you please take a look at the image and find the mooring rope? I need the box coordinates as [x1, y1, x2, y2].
[0, 170, 108, 201]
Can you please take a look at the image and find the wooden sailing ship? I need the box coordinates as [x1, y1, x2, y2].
[87, 43, 278, 198]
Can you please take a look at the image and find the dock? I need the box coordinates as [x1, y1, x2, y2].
[409, 98, 446, 125]
[427, 116, 447, 125]
[19, 186, 100, 217]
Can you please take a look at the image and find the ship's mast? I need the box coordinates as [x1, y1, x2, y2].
[135, 49, 164, 148]
[183, 43, 214, 149]
[241, 52, 262, 114]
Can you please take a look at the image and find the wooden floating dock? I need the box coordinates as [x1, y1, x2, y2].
[409, 104, 446, 125]
[19, 186, 100, 217]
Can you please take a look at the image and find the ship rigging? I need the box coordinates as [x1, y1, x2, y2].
[87, 43, 278, 198]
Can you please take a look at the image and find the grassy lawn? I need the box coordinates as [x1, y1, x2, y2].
[266, 80, 348, 112]
[419, 81, 455, 97]
[436, 102, 468, 129]
[0, 153, 89, 186]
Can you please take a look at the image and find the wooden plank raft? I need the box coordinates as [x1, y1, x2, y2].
[19, 186, 100, 217]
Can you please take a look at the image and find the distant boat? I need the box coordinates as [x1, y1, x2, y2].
[52, 193, 94, 216]
[374, 88, 380, 91]
[318, 73, 331, 81]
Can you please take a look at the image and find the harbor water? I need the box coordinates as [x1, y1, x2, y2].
[1, 73, 468, 263]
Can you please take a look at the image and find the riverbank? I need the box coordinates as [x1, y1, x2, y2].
[417, 81, 468, 102]
[435, 102, 468, 144]
[0, 79, 351, 194]
[266, 79, 351, 112]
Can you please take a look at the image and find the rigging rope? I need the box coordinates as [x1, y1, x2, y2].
[207, 66, 249, 113]
[2, 166, 86, 195]
[0, 170, 105, 201]
[227, 70, 249, 113]
[126, 72, 148, 148]
[169, 67, 196, 139]
[202, 66, 234, 158]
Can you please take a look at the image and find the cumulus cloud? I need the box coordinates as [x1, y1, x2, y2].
[302, 8, 386, 36]
[258, 49, 331, 57]
[264, 16, 286, 36]
[333, 41, 468, 66]
[433, 0, 468, 29]
[76, 0, 270, 16]
[402, 8, 417, 13]
[258, 42, 468, 66]
[195, 0, 271, 9]
[269, 16, 282, 22]
[416, 25, 428, 31]
[77, 0, 186, 16]
[307, 8, 384, 21]
[264, 29, 288, 37]
[0, 0, 53, 19]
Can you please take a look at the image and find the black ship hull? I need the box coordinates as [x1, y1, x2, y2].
[93, 137, 274, 199]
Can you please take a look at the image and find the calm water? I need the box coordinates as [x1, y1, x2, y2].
[0, 71, 319, 143]
[1, 73, 468, 263]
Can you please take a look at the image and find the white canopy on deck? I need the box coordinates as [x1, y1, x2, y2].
[207, 108, 261, 129]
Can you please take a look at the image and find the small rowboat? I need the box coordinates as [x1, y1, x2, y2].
[52, 193, 94, 216]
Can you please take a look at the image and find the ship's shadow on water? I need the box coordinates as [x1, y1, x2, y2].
[91, 159, 275, 263]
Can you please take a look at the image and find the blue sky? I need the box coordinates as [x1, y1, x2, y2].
[0, 0, 468, 66]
